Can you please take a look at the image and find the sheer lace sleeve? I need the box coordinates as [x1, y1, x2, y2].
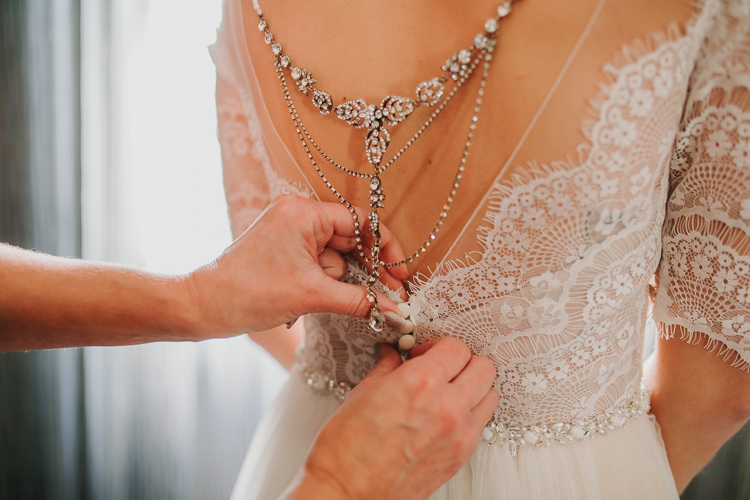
[210, 20, 271, 237]
[215, 76, 272, 237]
[653, 1, 750, 370]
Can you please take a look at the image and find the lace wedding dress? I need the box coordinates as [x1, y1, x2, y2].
[211, 0, 750, 498]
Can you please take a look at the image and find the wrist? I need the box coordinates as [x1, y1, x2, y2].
[283, 467, 354, 500]
[170, 271, 215, 341]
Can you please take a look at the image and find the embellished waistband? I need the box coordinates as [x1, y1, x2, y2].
[303, 368, 352, 401]
[300, 367, 650, 456]
[482, 383, 650, 456]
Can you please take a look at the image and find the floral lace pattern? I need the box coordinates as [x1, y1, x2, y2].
[211, 0, 750, 433]
[655, 72, 750, 367]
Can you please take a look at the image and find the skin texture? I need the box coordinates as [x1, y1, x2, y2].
[285, 338, 499, 500]
[0, 196, 406, 350]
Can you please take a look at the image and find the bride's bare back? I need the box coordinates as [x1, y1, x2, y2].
[237, 0, 694, 276]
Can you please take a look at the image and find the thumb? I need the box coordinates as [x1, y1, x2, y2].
[365, 344, 401, 380]
[314, 277, 399, 318]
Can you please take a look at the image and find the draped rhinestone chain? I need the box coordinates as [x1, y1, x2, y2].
[258, 0, 518, 332]
[296, 53, 483, 180]
[255, 1, 514, 168]
[281, 51, 491, 265]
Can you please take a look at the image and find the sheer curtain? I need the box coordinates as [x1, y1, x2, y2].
[79, 0, 285, 498]
[1, 1, 86, 498]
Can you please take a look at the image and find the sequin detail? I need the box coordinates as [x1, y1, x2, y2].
[303, 369, 351, 401]
[482, 384, 651, 456]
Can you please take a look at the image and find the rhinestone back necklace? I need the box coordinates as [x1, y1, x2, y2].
[255, 1, 512, 168]
[255, 1, 519, 336]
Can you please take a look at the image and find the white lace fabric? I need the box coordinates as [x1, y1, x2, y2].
[210, 0, 750, 432]
[653, 2, 750, 368]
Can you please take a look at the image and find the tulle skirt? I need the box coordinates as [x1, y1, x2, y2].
[231, 366, 679, 500]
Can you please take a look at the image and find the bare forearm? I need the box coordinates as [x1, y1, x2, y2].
[0, 243, 197, 350]
[645, 330, 750, 492]
[0, 197, 405, 352]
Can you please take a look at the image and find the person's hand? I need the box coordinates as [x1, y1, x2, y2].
[287, 337, 499, 500]
[183, 195, 409, 336]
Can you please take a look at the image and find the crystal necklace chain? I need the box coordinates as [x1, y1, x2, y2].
[296, 55, 480, 180]
[255, 0, 518, 333]
[254, 0, 513, 169]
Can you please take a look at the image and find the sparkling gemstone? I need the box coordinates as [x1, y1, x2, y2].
[264, 32, 273, 44]
[475, 34, 487, 48]
[272, 43, 282, 55]
[370, 177, 381, 191]
[485, 18, 498, 33]
[482, 427, 494, 441]
[257, 20, 266, 31]
[458, 49, 472, 64]
[523, 430, 539, 445]
[369, 310, 386, 332]
[570, 426, 586, 440]
[291, 67, 302, 80]
[498, 2, 512, 17]
[312, 90, 333, 114]
[450, 62, 461, 73]
[280, 55, 291, 67]
[508, 441, 519, 456]
[611, 415, 625, 427]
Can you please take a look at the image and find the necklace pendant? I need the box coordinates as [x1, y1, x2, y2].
[366, 126, 390, 167]
[379, 96, 416, 126]
[336, 96, 416, 166]
[369, 176, 385, 209]
[369, 308, 386, 332]
[416, 78, 445, 106]
[368, 211, 381, 239]
[335, 100, 372, 128]
[312, 89, 333, 114]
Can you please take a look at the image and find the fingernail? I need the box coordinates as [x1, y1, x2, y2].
[384, 311, 405, 329]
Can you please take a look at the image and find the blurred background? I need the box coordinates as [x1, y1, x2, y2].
[1, 1, 285, 498]
[0, 1, 747, 498]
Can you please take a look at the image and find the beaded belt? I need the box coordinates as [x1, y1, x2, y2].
[301, 368, 650, 456]
[481, 383, 650, 455]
